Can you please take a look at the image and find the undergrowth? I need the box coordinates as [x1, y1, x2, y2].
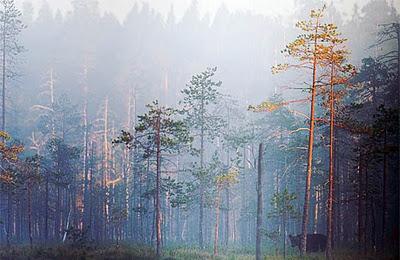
[0, 244, 396, 259]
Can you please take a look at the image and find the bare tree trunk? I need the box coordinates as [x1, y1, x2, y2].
[256, 143, 263, 260]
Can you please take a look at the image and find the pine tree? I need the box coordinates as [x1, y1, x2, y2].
[114, 100, 192, 256]
[321, 26, 355, 259]
[180, 67, 225, 248]
[0, 0, 25, 132]
[272, 6, 351, 255]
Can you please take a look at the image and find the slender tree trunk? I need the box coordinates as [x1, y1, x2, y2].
[49, 68, 55, 136]
[326, 60, 335, 259]
[371, 202, 377, 252]
[199, 94, 205, 249]
[103, 97, 109, 240]
[88, 141, 95, 240]
[358, 151, 364, 252]
[313, 187, 319, 234]
[225, 188, 230, 248]
[382, 124, 387, 251]
[155, 112, 162, 257]
[82, 77, 89, 232]
[2, 13, 7, 246]
[225, 135, 230, 248]
[28, 176, 33, 248]
[44, 177, 49, 242]
[56, 184, 61, 240]
[6, 188, 11, 247]
[283, 211, 287, 259]
[364, 163, 369, 253]
[256, 143, 263, 260]
[300, 16, 320, 255]
[214, 188, 221, 256]
[2, 7, 6, 133]
[396, 24, 400, 111]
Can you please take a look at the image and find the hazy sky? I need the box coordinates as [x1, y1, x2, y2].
[16, 0, 399, 22]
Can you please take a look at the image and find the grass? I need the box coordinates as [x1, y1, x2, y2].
[0, 244, 397, 259]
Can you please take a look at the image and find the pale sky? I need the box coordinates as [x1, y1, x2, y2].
[16, 0, 399, 23]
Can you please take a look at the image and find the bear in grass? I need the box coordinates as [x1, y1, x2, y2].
[288, 234, 327, 252]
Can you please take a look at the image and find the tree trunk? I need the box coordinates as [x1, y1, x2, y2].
[300, 14, 320, 256]
[283, 211, 287, 259]
[2, 8, 6, 133]
[358, 151, 364, 252]
[6, 188, 11, 247]
[214, 188, 221, 256]
[396, 24, 400, 111]
[326, 60, 335, 260]
[88, 141, 95, 240]
[103, 97, 109, 240]
[56, 185, 61, 240]
[28, 174, 34, 248]
[155, 111, 162, 257]
[44, 177, 49, 242]
[382, 124, 387, 250]
[83, 86, 89, 233]
[198, 84, 205, 249]
[2, 14, 7, 245]
[364, 163, 369, 253]
[256, 143, 263, 260]
[199, 125, 204, 249]
[225, 188, 230, 248]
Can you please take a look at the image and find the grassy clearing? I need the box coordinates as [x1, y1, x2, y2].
[164, 247, 397, 260]
[0, 245, 396, 259]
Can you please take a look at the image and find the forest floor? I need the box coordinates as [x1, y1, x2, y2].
[0, 244, 396, 259]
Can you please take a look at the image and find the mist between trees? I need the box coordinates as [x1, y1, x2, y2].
[0, 0, 398, 259]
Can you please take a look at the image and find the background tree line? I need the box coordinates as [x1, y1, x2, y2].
[0, 0, 397, 259]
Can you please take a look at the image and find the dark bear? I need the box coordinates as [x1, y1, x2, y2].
[288, 234, 327, 252]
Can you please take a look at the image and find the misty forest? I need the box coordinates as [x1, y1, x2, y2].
[0, 0, 398, 259]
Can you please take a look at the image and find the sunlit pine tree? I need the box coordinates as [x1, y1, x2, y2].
[271, 5, 350, 255]
[318, 24, 356, 259]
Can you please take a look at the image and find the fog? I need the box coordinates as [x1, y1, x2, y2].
[0, 0, 398, 258]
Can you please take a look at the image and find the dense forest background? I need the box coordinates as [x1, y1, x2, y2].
[0, 0, 398, 259]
